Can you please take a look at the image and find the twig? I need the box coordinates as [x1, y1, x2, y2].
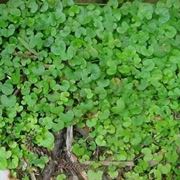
[82, 161, 134, 167]
[75, 127, 93, 141]
[66, 126, 78, 179]
[66, 126, 73, 158]
[18, 37, 38, 56]
[29, 170, 36, 180]
[13, 88, 20, 96]
[66, 126, 88, 180]
[14, 52, 37, 60]
[44, 64, 51, 68]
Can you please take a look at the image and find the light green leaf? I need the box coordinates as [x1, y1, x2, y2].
[1, 95, 16, 107]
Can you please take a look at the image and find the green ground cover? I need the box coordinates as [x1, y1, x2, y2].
[0, 0, 179, 179]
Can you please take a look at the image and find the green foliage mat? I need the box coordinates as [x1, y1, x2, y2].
[0, 0, 180, 179]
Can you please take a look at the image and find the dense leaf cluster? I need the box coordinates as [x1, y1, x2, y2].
[0, 0, 180, 179]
